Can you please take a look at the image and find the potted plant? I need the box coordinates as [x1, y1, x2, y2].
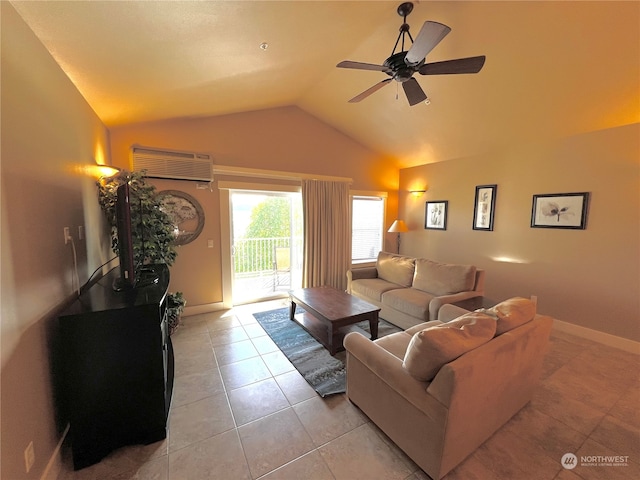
[167, 291, 186, 335]
[97, 169, 185, 334]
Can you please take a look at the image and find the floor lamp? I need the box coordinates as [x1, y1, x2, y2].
[388, 220, 408, 254]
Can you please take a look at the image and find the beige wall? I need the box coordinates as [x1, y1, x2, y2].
[2, 2, 637, 477]
[1, 3, 111, 478]
[108, 108, 397, 307]
[399, 124, 640, 342]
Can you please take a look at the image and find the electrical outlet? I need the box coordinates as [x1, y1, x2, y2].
[24, 441, 35, 473]
[530, 295, 538, 307]
[78, 225, 84, 240]
[63, 227, 72, 245]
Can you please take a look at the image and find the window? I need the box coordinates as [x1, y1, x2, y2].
[352, 195, 385, 263]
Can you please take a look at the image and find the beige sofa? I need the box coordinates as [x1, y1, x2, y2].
[344, 298, 553, 479]
[347, 251, 485, 329]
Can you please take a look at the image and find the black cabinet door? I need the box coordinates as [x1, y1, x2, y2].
[59, 264, 172, 470]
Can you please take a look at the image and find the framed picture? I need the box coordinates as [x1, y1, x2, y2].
[159, 190, 205, 245]
[530, 192, 590, 229]
[473, 184, 497, 231]
[425, 201, 448, 230]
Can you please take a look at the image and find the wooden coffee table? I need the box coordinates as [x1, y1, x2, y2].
[289, 286, 381, 355]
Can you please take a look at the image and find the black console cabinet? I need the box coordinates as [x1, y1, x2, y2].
[58, 264, 173, 470]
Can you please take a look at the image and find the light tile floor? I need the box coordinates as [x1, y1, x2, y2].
[58, 300, 639, 480]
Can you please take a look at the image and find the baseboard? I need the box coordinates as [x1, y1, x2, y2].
[183, 302, 226, 317]
[552, 319, 640, 354]
[41, 423, 69, 480]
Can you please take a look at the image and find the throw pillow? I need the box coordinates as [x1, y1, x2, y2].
[485, 297, 536, 335]
[412, 258, 477, 295]
[376, 251, 416, 287]
[402, 312, 497, 381]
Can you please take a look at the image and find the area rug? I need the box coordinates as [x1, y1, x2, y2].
[252, 307, 402, 397]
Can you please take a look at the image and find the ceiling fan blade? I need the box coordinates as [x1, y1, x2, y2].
[405, 21, 451, 65]
[419, 56, 486, 75]
[402, 78, 428, 106]
[337, 60, 390, 73]
[348, 78, 392, 103]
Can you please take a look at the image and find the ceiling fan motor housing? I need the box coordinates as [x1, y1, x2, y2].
[383, 52, 424, 82]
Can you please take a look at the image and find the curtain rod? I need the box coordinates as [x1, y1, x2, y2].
[212, 165, 352, 183]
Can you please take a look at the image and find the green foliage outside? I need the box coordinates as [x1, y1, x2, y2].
[245, 197, 291, 239]
[235, 196, 300, 273]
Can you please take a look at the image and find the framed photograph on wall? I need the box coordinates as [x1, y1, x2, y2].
[530, 192, 590, 229]
[473, 184, 497, 231]
[425, 201, 448, 230]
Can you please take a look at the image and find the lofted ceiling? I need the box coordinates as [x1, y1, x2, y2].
[11, 1, 639, 168]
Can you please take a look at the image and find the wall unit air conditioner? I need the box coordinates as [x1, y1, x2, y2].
[131, 146, 213, 182]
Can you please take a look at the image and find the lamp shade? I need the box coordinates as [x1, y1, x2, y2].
[388, 220, 409, 233]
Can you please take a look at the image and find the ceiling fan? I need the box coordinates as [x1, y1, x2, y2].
[337, 2, 486, 106]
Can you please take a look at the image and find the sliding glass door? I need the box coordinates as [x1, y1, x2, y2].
[230, 190, 302, 304]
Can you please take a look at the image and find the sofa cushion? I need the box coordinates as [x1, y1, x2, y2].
[412, 259, 477, 296]
[405, 320, 444, 336]
[351, 278, 403, 302]
[376, 251, 416, 288]
[481, 297, 536, 335]
[382, 288, 434, 321]
[402, 312, 497, 381]
[373, 332, 413, 360]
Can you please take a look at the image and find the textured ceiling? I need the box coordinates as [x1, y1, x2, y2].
[11, 1, 639, 168]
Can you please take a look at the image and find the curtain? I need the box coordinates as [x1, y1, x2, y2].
[301, 179, 351, 290]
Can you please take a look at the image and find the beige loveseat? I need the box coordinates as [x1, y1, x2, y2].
[346, 251, 484, 329]
[344, 298, 553, 479]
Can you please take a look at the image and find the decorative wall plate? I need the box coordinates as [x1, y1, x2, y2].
[159, 190, 205, 245]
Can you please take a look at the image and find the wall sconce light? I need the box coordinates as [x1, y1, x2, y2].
[409, 189, 427, 197]
[95, 163, 121, 179]
[388, 219, 408, 253]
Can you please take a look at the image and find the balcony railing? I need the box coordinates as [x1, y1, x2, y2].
[232, 236, 302, 303]
[233, 237, 289, 274]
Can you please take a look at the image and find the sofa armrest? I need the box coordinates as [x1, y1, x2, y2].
[437, 304, 471, 322]
[473, 269, 485, 294]
[344, 332, 434, 411]
[428, 291, 482, 320]
[346, 267, 378, 293]
[348, 267, 378, 280]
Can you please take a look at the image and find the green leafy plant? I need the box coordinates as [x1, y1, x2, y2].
[98, 170, 185, 334]
[97, 169, 177, 266]
[167, 291, 186, 335]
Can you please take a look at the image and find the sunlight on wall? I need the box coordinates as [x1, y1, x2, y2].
[94, 141, 106, 165]
[491, 256, 531, 265]
[69, 160, 119, 180]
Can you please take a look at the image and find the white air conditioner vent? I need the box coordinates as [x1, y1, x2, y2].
[131, 146, 213, 182]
